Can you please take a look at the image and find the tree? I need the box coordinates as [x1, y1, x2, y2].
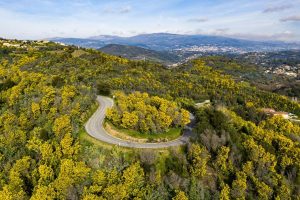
[252, 177, 273, 200]
[231, 171, 247, 199]
[188, 177, 205, 200]
[40, 142, 54, 163]
[106, 108, 121, 124]
[179, 108, 191, 126]
[31, 185, 56, 200]
[38, 164, 54, 185]
[188, 144, 210, 178]
[155, 111, 172, 132]
[31, 102, 41, 118]
[173, 190, 188, 200]
[219, 184, 230, 200]
[53, 115, 72, 139]
[54, 159, 90, 199]
[121, 111, 138, 129]
[61, 85, 76, 108]
[0, 156, 32, 199]
[122, 162, 145, 198]
[60, 133, 80, 158]
[215, 146, 232, 174]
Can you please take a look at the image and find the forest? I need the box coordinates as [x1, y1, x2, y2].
[0, 39, 299, 199]
[106, 91, 190, 133]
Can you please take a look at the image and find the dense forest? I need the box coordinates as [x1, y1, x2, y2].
[0, 39, 299, 199]
[106, 91, 190, 133]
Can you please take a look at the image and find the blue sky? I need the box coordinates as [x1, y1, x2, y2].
[0, 0, 300, 41]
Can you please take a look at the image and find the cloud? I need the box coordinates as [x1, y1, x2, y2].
[183, 29, 204, 35]
[0, 1, 300, 41]
[187, 18, 208, 23]
[215, 28, 229, 34]
[104, 5, 132, 14]
[120, 6, 131, 14]
[280, 15, 300, 22]
[263, 4, 292, 13]
[218, 31, 296, 41]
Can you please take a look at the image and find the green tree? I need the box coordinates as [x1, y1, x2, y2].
[188, 144, 210, 178]
[121, 111, 139, 129]
[173, 190, 188, 200]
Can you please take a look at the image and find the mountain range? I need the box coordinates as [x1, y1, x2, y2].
[49, 33, 300, 65]
[49, 33, 300, 52]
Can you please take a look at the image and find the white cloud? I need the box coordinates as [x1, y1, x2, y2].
[214, 28, 229, 34]
[263, 4, 292, 13]
[281, 15, 300, 22]
[120, 6, 132, 14]
[218, 31, 297, 41]
[104, 5, 132, 14]
[187, 18, 208, 23]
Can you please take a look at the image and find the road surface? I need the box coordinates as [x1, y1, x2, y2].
[84, 95, 193, 149]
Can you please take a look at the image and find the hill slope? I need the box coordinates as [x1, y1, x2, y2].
[99, 44, 179, 64]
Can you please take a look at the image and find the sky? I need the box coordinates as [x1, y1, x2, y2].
[0, 0, 300, 41]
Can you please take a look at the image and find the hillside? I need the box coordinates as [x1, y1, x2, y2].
[99, 44, 179, 64]
[0, 38, 300, 199]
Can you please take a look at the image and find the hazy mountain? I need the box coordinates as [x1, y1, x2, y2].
[118, 33, 259, 50]
[99, 44, 179, 64]
[49, 33, 300, 52]
[50, 37, 105, 49]
[88, 35, 122, 41]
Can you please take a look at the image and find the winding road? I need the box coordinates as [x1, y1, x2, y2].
[84, 95, 193, 149]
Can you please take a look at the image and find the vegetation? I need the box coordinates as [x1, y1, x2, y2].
[99, 44, 179, 65]
[0, 39, 299, 199]
[201, 55, 300, 99]
[106, 91, 190, 133]
[106, 122, 182, 142]
[193, 106, 300, 199]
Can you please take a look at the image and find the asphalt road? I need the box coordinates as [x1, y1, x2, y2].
[84, 95, 193, 149]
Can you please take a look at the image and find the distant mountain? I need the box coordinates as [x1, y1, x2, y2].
[49, 33, 300, 52]
[117, 33, 259, 51]
[50, 37, 105, 49]
[99, 44, 179, 64]
[88, 35, 122, 41]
